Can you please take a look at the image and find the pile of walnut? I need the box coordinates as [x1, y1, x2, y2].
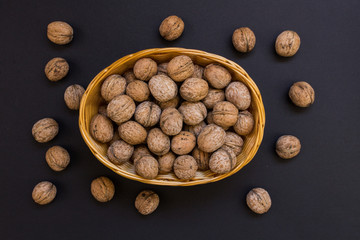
[89, 55, 254, 181]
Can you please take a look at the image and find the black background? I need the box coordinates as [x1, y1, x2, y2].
[1, 0, 360, 239]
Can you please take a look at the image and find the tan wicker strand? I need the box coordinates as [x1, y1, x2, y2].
[79, 48, 265, 186]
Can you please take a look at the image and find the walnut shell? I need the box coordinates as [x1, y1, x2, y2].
[32, 118, 59, 143]
[173, 155, 198, 180]
[45, 146, 70, 171]
[135, 155, 159, 179]
[149, 75, 178, 102]
[156, 95, 180, 110]
[44, 57, 69, 82]
[180, 78, 209, 102]
[232, 27, 256, 53]
[64, 84, 85, 110]
[246, 188, 272, 214]
[289, 81, 315, 107]
[132, 145, 152, 164]
[167, 55, 194, 82]
[204, 64, 231, 89]
[135, 101, 161, 127]
[98, 105, 108, 116]
[32, 181, 57, 205]
[160, 107, 183, 136]
[209, 146, 236, 174]
[107, 95, 135, 124]
[90, 114, 114, 143]
[197, 124, 226, 152]
[91, 176, 115, 202]
[158, 152, 176, 174]
[135, 190, 160, 215]
[234, 110, 254, 136]
[100, 74, 127, 102]
[178, 101, 207, 125]
[275, 30, 301, 57]
[47, 21, 73, 45]
[126, 80, 150, 102]
[157, 62, 168, 75]
[171, 131, 196, 155]
[202, 88, 225, 109]
[192, 65, 204, 78]
[224, 132, 244, 156]
[276, 135, 301, 159]
[212, 101, 239, 128]
[133, 58, 157, 81]
[109, 130, 121, 145]
[118, 121, 147, 145]
[225, 81, 251, 110]
[206, 111, 214, 124]
[123, 70, 136, 84]
[159, 15, 184, 41]
[192, 147, 210, 171]
[183, 121, 206, 137]
[107, 140, 134, 165]
[147, 128, 170, 156]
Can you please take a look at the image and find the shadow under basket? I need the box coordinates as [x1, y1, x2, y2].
[79, 47, 265, 186]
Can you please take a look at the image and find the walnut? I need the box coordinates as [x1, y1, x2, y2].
[159, 15, 184, 41]
[160, 107, 183, 136]
[126, 80, 150, 102]
[156, 95, 180, 110]
[224, 132, 244, 156]
[246, 188, 272, 214]
[173, 155, 198, 180]
[90, 114, 114, 143]
[212, 101, 239, 128]
[197, 124, 226, 152]
[289, 81, 315, 107]
[133, 58, 157, 81]
[91, 176, 115, 202]
[107, 95, 135, 124]
[149, 75, 178, 102]
[234, 110, 254, 136]
[47, 21, 73, 45]
[158, 152, 176, 174]
[131, 145, 152, 164]
[45, 146, 70, 171]
[209, 146, 236, 174]
[32, 181, 57, 205]
[64, 84, 85, 110]
[171, 131, 196, 155]
[98, 105, 108, 116]
[206, 111, 214, 124]
[32, 118, 59, 143]
[192, 147, 210, 171]
[135, 190, 160, 215]
[147, 128, 170, 156]
[232, 27, 256, 53]
[276, 135, 301, 159]
[118, 121, 147, 145]
[192, 65, 204, 78]
[44, 57, 69, 82]
[180, 78, 209, 102]
[178, 101, 207, 125]
[107, 140, 134, 165]
[204, 64, 231, 89]
[100, 74, 127, 102]
[183, 121, 206, 137]
[109, 130, 121, 145]
[167, 55, 194, 82]
[202, 88, 225, 109]
[275, 30, 301, 57]
[134, 101, 161, 127]
[225, 81, 251, 110]
[123, 70, 136, 84]
[135, 155, 159, 179]
[157, 62, 168, 75]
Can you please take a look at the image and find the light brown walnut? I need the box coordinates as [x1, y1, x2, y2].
[135, 155, 159, 179]
[246, 188, 272, 214]
[157, 62, 168, 75]
[167, 55, 194, 82]
[149, 75, 178, 102]
[147, 128, 170, 156]
[64, 84, 85, 110]
[212, 101, 239, 128]
[204, 64, 231, 89]
[32, 118, 59, 143]
[32, 181, 57, 205]
[275, 30, 301, 57]
[209, 146, 236, 174]
[47, 21, 73, 45]
[118, 121, 147, 145]
[126, 80, 150, 102]
[133, 58, 158, 81]
[192, 147, 210, 171]
[45, 146, 70, 171]
[178, 101, 207, 125]
[135, 101, 161, 127]
[171, 131, 196, 155]
[107, 95, 135, 124]
[225, 81, 251, 110]
[107, 140, 134, 165]
[234, 110, 254, 136]
[98, 105, 108, 116]
[159, 15, 184, 41]
[156, 95, 180, 110]
[224, 132, 244, 156]
[44, 57, 69, 82]
[197, 124, 226, 153]
[232, 27, 256, 53]
[183, 121, 206, 137]
[91, 176, 115, 202]
[90, 114, 114, 143]
[101, 74, 127, 102]
[289, 81, 315, 107]
[131, 145, 152, 164]
[202, 88, 225, 109]
[192, 65, 204, 78]
[276, 135, 301, 159]
[173, 155, 198, 180]
[123, 70, 136, 84]
[206, 111, 214, 124]
[160, 107, 183, 136]
[158, 152, 176, 174]
[180, 78, 209, 102]
[135, 190, 160, 215]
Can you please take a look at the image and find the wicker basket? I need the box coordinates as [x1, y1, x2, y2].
[79, 48, 265, 186]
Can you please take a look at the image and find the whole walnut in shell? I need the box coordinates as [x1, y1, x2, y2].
[64, 84, 85, 110]
[159, 15, 184, 41]
[183, 121, 206, 137]
[289, 81, 315, 107]
[167, 55, 194, 82]
[171, 131, 196, 155]
[204, 64, 231, 89]
[234, 110, 254, 136]
[180, 78, 209, 102]
[178, 101, 207, 125]
[246, 188, 272, 214]
[133, 58, 157, 81]
[209, 146, 236, 174]
[276, 135, 301, 159]
[107, 140, 134, 165]
[275, 30, 301, 57]
[32, 181, 57, 205]
[98, 105, 108, 116]
[192, 65, 204, 78]
[45, 146, 70, 171]
[109, 130, 121, 145]
[123, 70, 136, 84]
[135, 155, 159, 179]
[126, 80, 150, 102]
[212, 101, 239, 128]
[192, 147, 210, 171]
[197, 124, 226, 153]
[225, 81, 251, 110]
[224, 132, 244, 156]
[157, 62, 168, 75]
[160, 107, 183, 136]
[107, 95, 135, 124]
[118, 121, 147, 145]
[156, 95, 180, 110]
[206, 111, 214, 124]
[90, 114, 114, 143]
[135, 190, 160, 215]
[232, 27, 256, 53]
[47, 21, 73, 45]
[202, 88, 225, 109]
[45, 57, 69, 82]
[32, 118, 59, 143]
[173, 155, 198, 180]
[132, 145, 152, 164]
[135, 101, 161, 127]
[91, 176, 115, 202]
[101, 74, 127, 102]
[147, 128, 170, 156]
[158, 152, 176, 174]
[149, 75, 178, 102]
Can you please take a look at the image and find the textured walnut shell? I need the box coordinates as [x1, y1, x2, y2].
[107, 95, 135, 124]
[206, 111, 214, 124]
[192, 147, 210, 171]
[132, 145, 152, 164]
[197, 124, 226, 153]
[171, 131, 196, 155]
[126, 80, 150, 102]
[202, 88, 225, 109]
[224, 132, 244, 156]
[178, 101, 207, 125]
[118, 121, 147, 145]
[157, 62, 168, 75]
[275, 30, 301, 57]
[157, 95, 180, 110]
[64, 84, 85, 110]
[91, 176, 115, 202]
[167, 55, 194, 82]
[234, 110, 254, 136]
[209, 146, 236, 174]
[246, 188, 272, 214]
[212, 101, 239, 128]
[183, 121, 206, 137]
[90, 114, 114, 143]
[123, 70, 136, 84]
[289, 81, 315, 107]
[107, 140, 134, 165]
[44, 57, 69, 82]
[192, 65, 204, 78]
[158, 151, 176, 174]
[173, 155, 198, 180]
[149, 75, 178, 102]
[204, 64, 231, 89]
[47, 21, 73, 45]
[135, 155, 159, 179]
[276, 135, 301, 159]
[109, 130, 121, 145]
[159, 15, 184, 41]
[180, 78, 209, 102]
[32, 181, 57, 205]
[45, 146, 70, 171]
[135, 101, 161, 127]
[98, 105, 108, 116]
[32, 118, 59, 143]
[160, 107, 183, 136]
[135, 190, 160, 215]
[100, 74, 127, 102]
[147, 128, 170, 156]
[133, 58, 158, 81]
[232, 27, 256, 53]
[225, 81, 251, 110]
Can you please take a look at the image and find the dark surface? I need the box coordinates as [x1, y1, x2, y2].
[1, 0, 359, 239]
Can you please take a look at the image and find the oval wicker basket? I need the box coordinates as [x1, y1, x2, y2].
[79, 48, 265, 186]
